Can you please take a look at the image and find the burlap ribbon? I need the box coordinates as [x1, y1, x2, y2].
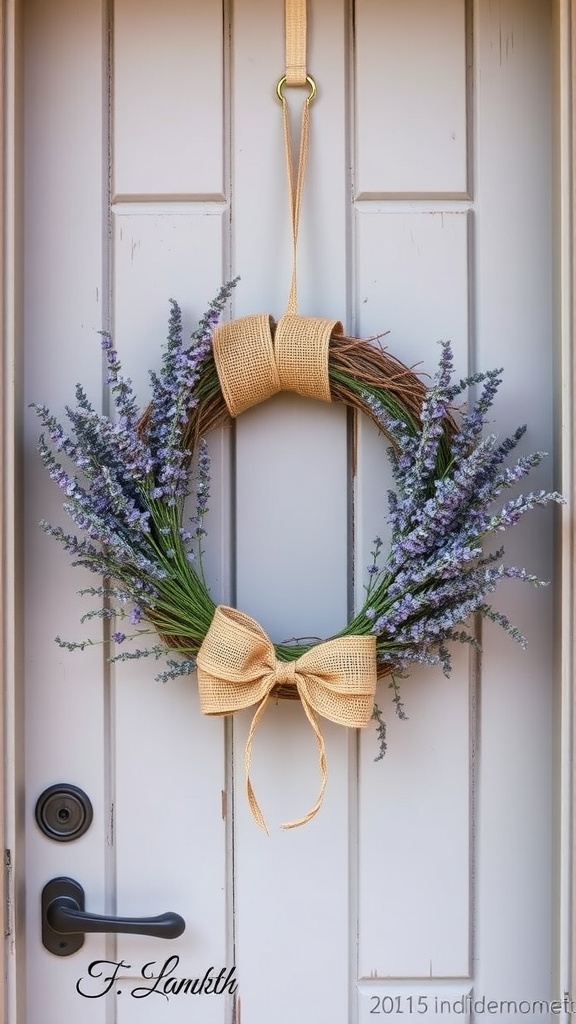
[196, 606, 377, 832]
[285, 0, 307, 86]
[212, 313, 342, 417]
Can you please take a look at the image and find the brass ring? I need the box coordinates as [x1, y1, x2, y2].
[276, 75, 317, 103]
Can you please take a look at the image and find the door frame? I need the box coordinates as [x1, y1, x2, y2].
[1, 1, 575, 1020]
[554, 0, 576, 1005]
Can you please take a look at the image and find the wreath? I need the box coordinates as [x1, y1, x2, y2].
[32, 280, 562, 829]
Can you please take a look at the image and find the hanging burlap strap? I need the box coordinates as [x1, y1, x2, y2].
[196, 605, 376, 832]
[285, 0, 307, 86]
[212, 312, 341, 416]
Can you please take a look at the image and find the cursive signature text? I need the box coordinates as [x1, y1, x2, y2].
[76, 956, 238, 1000]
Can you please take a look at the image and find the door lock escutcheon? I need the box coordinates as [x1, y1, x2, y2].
[35, 784, 93, 842]
[42, 877, 186, 956]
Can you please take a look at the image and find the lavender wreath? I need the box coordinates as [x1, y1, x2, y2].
[32, 280, 562, 753]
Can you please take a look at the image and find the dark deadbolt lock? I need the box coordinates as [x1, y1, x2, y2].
[35, 784, 93, 842]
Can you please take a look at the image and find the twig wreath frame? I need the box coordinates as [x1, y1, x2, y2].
[32, 281, 562, 829]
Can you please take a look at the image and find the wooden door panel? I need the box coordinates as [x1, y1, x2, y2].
[23, 1, 109, 1020]
[355, 0, 468, 196]
[21, 0, 555, 1021]
[111, 203, 230, 1024]
[354, 7, 472, 986]
[111, 35, 233, 1002]
[358, 656, 472, 980]
[114, 0, 225, 198]
[355, 208, 470, 366]
[474, 1, 553, 1005]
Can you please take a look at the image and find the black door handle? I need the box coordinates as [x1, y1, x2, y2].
[42, 876, 185, 956]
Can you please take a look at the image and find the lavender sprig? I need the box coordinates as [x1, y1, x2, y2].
[145, 281, 238, 504]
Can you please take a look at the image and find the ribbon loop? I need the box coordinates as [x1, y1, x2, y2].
[281, 88, 310, 315]
[196, 605, 377, 831]
[212, 314, 341, 416]
[212, 315, 278, 418]
[275, 314, 341, 403]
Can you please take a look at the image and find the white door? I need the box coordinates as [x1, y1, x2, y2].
[21, 1, 556, 1022]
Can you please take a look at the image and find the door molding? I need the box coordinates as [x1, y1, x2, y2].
[1, 1, 575, 1019]
[554, 0, 576, 1006]
[2, 0, 24, 1021]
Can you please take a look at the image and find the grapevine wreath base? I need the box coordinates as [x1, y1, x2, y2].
[33, 282, 562, 830]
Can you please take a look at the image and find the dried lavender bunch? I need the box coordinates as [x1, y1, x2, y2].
[343, 341, 562, 752]
[31, 281, 239, 679]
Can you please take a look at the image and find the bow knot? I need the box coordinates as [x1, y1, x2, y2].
[274, 658, 297, 688]
[196, 606, 377, 832]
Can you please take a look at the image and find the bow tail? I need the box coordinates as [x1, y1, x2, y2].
[243, 687, 328, 833]
[244, 693, 273, 835]
[280, 690, 327, 831]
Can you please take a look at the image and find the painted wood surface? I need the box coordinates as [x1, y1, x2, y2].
[22, 1, 554, 1021]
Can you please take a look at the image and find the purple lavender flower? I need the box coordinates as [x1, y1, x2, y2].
[145, 281, 238, 504]
[32, 284, 239, 670]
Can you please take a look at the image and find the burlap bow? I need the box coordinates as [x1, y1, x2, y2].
[196, 605, 377, 832]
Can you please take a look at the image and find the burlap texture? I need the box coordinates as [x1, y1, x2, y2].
[196, 605, 376, 831]
[212, 315, 279, 418]
[275, 314, 340, 402]
[212, 314, 341, 417]
[285, 0, 307, 85]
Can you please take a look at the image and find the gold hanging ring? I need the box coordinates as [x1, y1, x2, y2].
[276, 75, 317, 104]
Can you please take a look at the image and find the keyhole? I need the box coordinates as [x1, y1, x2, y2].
[35, 784, 93, 841]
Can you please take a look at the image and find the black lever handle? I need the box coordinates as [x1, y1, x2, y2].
[42, 876, 185, 956]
